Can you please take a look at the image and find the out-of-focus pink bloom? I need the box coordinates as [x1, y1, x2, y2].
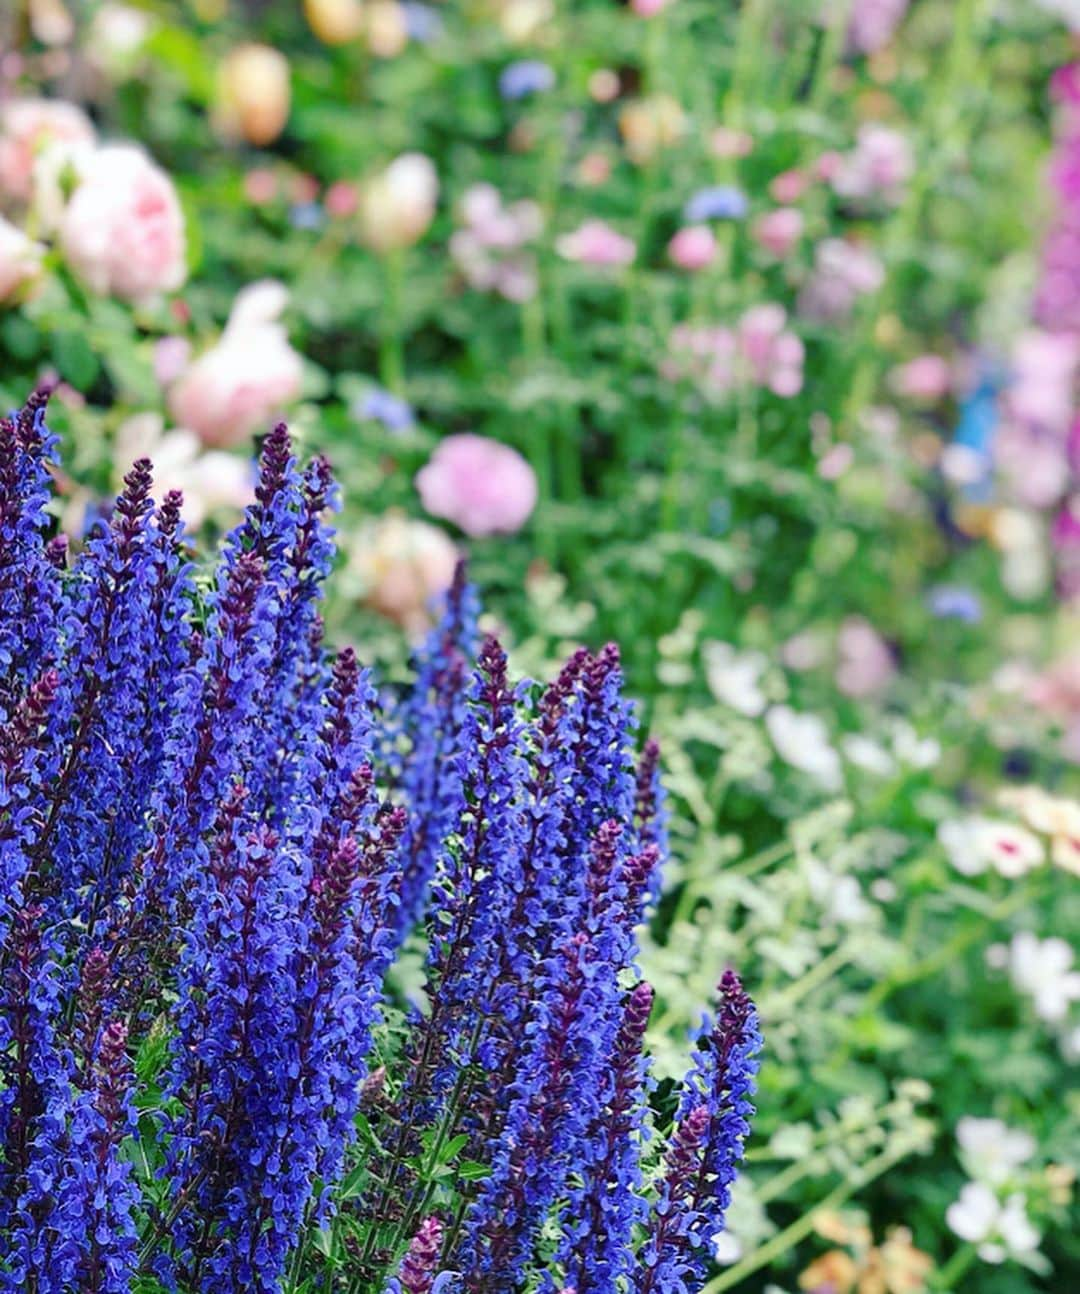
[325, 179, 359, 217]
[244, 167, 279, 205]
[752, 207, 804, 258]
[891, 354, 952, 402]
[1036, 73, 1080, 330]
[350, 512, 459, 636]
[832, 124, 913, 206]
[709, 126, 753, 159]
[153, 335, 192, 386]
[416, 434, 538, 537]
[0, 97, 94, 204]
[844, 0, 909, 54]
[1006, 331, 1079, 433]
[667, 224, 716, 271]
[0, 214, 44, 302]
[588, 69, 620, 103]
[450, 183, 542, 301]
[664, 304, 804, 399]
[360, 152, 438, 253]
[58, 144, 186, 305]
[835, 615, 896, 698]
[818, 442, 854, 480]
[769, 168, 808, 204]
[576, 151, 613, 186]
[798, 238, 884, 322]
[814, 150, 845, 182]
[631, 0, 674, 14]
[168, 280, 304, 447]
[556, 219, 636, 266]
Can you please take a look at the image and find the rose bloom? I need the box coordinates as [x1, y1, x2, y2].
[58, 144, 186, 305]
[216, 44, 291, 147]
[668, 224, 716, 271]
[360, 152, 438, 253]
[0, 214, 45, 303]
[0, 97, 95, 204]
[168, 280, 304, 447]
[751, 207, 804, 258]
[556, 219, 635, 266]
[890, 353, 951, 402]
[350, 511, 459, 636]
[416, 434, 538, 537]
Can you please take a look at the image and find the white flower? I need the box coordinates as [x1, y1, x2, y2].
[956, 1117, 1035, 1186]
[841, 733, 895, 777]
[804, 857, 869, 924]
[890, 719, 941, 770]
[764, 705, 842, 790]
[1008, 932, 1080, 1023]
[946, 1184, 1041, 1264]
[937, 817, 1043, 878]
[703, 641, 768, 716]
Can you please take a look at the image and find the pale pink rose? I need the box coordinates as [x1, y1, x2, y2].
[814, 150, 845, 182]
[350, 512, 459, 636]
[668, 224, 716, 271]
[168, 280, 304, 447]
[835, 616, 896, 697]
[752, 207, 804, 258]
[1007, 330, 1079, 434]
[556, 219, 636, 266]
[416, 434, 538, 537]
[891, 354, 952, 402]
[153, 336, 192, 386]
[709, 126, 753, 159]
[832, 124, 913, 206]
[59, 145, 186, 305]
[769, 168, 808, 203]
[0, 214, 45, 302]
[0, 97, 95, 204]
[631, 0, 674, 14]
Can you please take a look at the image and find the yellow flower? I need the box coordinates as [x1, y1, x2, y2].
[800, 1249, 858, 1294]
[216, 44, 291, 147]
[303, 0, 364, 44]
[618, 94, 686, 165]
[877, 1227, 933, 1293]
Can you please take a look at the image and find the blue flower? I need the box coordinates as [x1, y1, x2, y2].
[499, 60, 556, 101]
[403, 2, 443, 42]
[357, 386, 415, 431]
[683, 185, 749, 221]
[928, 585, 982, 622]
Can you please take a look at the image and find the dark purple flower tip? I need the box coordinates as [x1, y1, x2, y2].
[398, 1215, 445, 1294]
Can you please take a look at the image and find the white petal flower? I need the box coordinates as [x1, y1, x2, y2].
[956, 1117, 1035, 1185]
[764, 705, 842, 790]
[703, 641, 768, 716]
[1009, 932, 1080, 1023]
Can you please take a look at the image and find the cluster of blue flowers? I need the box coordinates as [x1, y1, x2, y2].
[0, 391, 761, 1294]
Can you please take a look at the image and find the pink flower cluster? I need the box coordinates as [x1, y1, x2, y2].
[663, 304, 805, 400]
[831, 124, 913, 207]
[1035, 63, 1080, 334]
[556, 219, 636, 267]
[416, 434, 538, 536]
[449, 183, 543, 302]
[798, 238, 885, 323]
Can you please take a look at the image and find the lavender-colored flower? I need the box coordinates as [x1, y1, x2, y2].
[683, 185, 749, 222]
[928, 585, 983, 622]
[358, 386, 416, 431]
[499, 60, 556, 101]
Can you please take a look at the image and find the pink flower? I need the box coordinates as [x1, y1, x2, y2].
[556, 219, 636, 266]
[168, 280, 304, 447]
[709, 127, 753, 159]
[835, 616, 896, 697]
[832, 124, 913, 206]
[325, 179, 359, 217]
[846, 0, 909, 54]
[667, 224, 717, 270]
[752, 207, 804, 258]
[58, 145, 186, 305]
[891, 354, 952, 402]
[416, 434, 538, 537]
[631, 0, 674, 14]
[769, 168, 809, 204]
[0, 97, 95, 204]
[0, 214, 44, 302]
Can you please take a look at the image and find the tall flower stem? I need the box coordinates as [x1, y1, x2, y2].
[380, 248, 408, 395]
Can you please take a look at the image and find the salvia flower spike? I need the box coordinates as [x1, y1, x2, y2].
[0, 393, 759, 1294]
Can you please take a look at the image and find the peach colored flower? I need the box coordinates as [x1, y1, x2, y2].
[416, 434, 538, 537]
[58, 144, 186, 304]
[216, 44, 291, 147]
[168, 280, 303, 447]
[350, 511, 459, 635]
[360, 153, 438, 253]
[0, 97, 94, 204]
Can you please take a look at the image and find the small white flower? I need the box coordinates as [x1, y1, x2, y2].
[841, 733, 895, 777]
[703, 642, 768, 716]
[937, 817, 1043, 878]
[956, 1117, 1035, 1185]
[1008, 932, 1080, 1023]
[946, 1184, 1041, 1264]
[765, 705, 842, 790]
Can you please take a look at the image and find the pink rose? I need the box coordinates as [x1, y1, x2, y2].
[835, 616, 896, 698]
[59, 145, 186, 305]
[668, 224, 717, 271]
[631, 0, 674, 14]
[168, 280, 304, 447]
[0, 97, 95, 204]
[416, 434, 538, 537]
[752, 207, 804, 258]
[555, 219, 636, 267]
[769, 168, 809, 204]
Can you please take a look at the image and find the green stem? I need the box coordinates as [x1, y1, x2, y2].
[934, 1244, 977, 1290]
[379, 247, 407, 394]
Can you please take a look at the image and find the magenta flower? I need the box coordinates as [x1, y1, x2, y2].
[556, 219, 636, 267]
[416, 433, 538, 536]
